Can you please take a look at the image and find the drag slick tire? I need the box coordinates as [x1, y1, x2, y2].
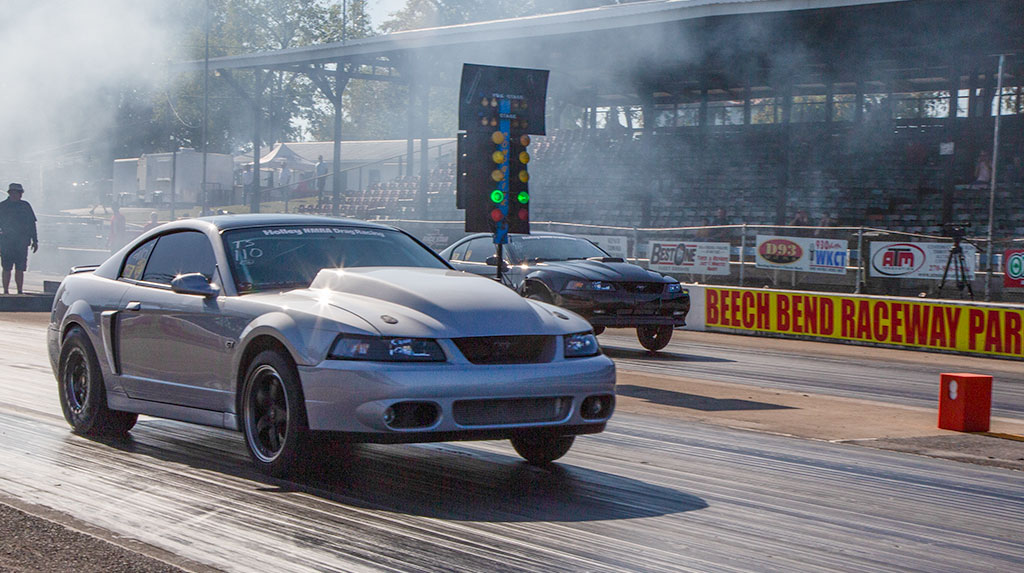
[510, 432, 575, 465]
[637, 324, 673, 352]
[58, 326, 137, 436]
[241, 350, 310, 477]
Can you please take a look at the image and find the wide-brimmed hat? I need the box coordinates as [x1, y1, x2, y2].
[8, 183, 23, 193]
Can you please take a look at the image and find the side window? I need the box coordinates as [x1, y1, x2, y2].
[449, 241, 469, 261]
[141, 231, 216, 285]
[464, 238, 495, 263]
[120, 238, 157, 281]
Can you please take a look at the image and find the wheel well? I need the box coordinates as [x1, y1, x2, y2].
[522, 279, 551, 299]
[62, 321, 84, 341]
[236, 335, 293, 411]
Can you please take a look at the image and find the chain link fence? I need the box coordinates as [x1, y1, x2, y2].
[384, 218, 1024, 304]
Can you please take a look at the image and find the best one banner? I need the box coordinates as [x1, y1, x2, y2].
[705, 287, 1024, 359]
[649, 241, 731, 275]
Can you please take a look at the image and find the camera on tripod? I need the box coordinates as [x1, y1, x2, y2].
[943, 222, 970, 241]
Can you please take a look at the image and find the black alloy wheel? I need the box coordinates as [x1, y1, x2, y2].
[242, 350, 310, 477]
[510, 433, 575, 465]
[58, 326, 137, 435]
[637, 324, 673, 352]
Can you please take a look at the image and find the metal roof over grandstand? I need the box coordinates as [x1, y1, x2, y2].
[174, 0, 917, 71]
[173, 0, 1020, 105]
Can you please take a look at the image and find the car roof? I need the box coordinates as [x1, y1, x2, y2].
[462, 231, 575, 241]
[196, 214, 398, 232]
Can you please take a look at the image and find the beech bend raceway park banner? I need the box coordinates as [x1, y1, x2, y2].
[695, 287, 1024, 360]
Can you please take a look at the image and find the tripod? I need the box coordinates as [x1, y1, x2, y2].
[937, 236, 974, 300]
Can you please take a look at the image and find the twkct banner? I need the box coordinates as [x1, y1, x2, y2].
[869, 241, 976, 279]
[755, 235, 848, 275]
[704, 287, 1024, 359]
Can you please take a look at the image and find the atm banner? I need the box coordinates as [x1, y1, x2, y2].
[755, 235, 848, 275]
[705, 287, 1024, 359]
[649, 241, 731, 275]
[1006, 249, 1024, 288]
[869, 241, 976, 279]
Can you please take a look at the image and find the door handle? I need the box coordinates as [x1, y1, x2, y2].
[125, 301, 142, 311]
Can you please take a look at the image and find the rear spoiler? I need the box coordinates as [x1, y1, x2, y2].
[69, 264, 100, 274]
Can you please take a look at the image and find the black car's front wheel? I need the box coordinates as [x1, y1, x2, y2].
[58, 326, 138, 436]
[510, 433, 575, 465]
[241, 350, 310, 477]
[637, 324, 673, 352]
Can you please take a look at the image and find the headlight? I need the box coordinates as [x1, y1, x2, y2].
[328, 335, 446, 362]
[565, 280, 615, 292]
[666, 283, 685, 294]
[564, 332, 600, 358]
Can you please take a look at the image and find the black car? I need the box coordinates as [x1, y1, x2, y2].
[440, 232, 689, 351]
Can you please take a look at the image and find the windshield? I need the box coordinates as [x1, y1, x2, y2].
[510, 235, 608, 263]
[223, 225, 448, 293]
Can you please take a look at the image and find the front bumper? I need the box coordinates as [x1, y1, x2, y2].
[298, 353, 616, 436]
[555, 292, 690, 328]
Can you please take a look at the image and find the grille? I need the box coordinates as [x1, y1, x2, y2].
[453, 397, 572, 426]
[452, 335, 553, 364]
[619, 282, 663, 294]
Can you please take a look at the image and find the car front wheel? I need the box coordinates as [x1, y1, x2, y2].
[637, 324, 673, 352]
[241, 350, 310, 477]
[58, 326, 137, 436]
[510, 433, 575, 465]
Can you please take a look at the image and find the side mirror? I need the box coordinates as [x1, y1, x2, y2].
[171, 273, 220, 298]
[485, 255, 510, 271]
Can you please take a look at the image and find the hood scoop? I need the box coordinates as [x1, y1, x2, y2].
[588, 256, 626, 263]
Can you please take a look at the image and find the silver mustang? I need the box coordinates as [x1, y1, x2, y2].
[48, 215, 615, 476]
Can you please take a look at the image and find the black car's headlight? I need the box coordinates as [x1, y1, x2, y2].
[565, 280, 615, 292]
[564, 332, 600, 358]
[666, 283, 686, 294]
[328, 335, 446, 362]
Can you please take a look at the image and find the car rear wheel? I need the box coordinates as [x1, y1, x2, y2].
[510, 433, 575, 465]
[241, 350, 310, 477]
[58, 326, 138, 436]
[637, 324, 673, 352]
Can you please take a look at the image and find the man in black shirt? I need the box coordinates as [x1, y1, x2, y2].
[0, 183, 39, 294]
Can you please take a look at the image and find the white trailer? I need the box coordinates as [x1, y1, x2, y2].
[135, 149, 234, 206]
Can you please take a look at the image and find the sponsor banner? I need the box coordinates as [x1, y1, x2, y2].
[704, 287, 1024, 359]
[648, 241, 731, 275]
[1005, 249, 1024, 288]
[869, 241, 976, 279]
[755, 235, 849, 275]
[579, 234, 629, 259]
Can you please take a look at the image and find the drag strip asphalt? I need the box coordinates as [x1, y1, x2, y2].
[1, 314, 1022, 572]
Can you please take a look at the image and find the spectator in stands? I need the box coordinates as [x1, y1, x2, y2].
[695, 218, 713, 240]
[973, 150, 992, 187]
[814, 213, 835, 236]
[788, 209, 811, 237]
[0, 183, 38, 295]
[788, 209, 810, 227]
[709, 208, 732, 241]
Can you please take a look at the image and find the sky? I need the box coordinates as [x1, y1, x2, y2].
[364, 0, 407, 28]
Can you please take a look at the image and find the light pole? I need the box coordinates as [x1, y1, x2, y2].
[200, 0, 210, 216]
